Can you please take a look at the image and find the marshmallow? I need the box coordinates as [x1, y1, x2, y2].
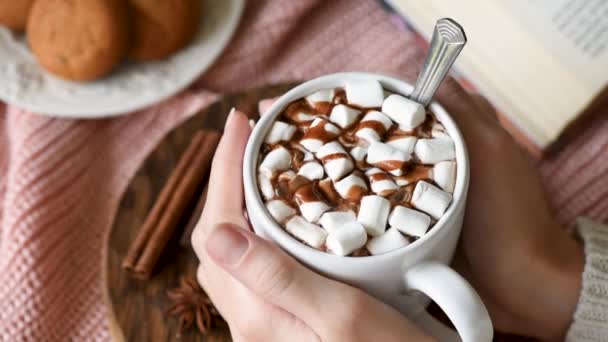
[350, 146, 367, 162]
[361, 110, 393, 130]
[317, 141, 347, 159]
[336, 136, 357, 149]
[433, 161, 456, 193]
[345, 80, 385, 108]
[415, 138, 455, 164]
[355, 111, 393, 144]
[264, 121, 297, 144]
[318, 177, 341, 204]
[326, 222, 368, 256]
[366, 141, 410, 176]
[317, 142, 354, 181]
[366, 168, 398, 196]
[330, 105, 361, 128]
[389, 206, 431, 237]
[355, 127, 381, 144]
[381, 94, 426, 130]
[287, 175, 312, 193]
[365, 167, 384, 175]
[299, 202, 330, 223]
[357, 195, 390, 236]
[278, 170, 297, 182]
[366, 227, 410, 255]
[295, 184, 330, 222]
[303, 151, 315, 161]
[393, 166, 432, 187]
[299, 139, 324, 154]
[299, 118, 340, 153]
[387, 136, 417, 155]
[431, 121, 450, 139]
[293, 144, 315, 162]
[411, 181, 452, 219]
[313, 117, 341, 135]
[285, 216, 328, 249]
[324, 158, 354, 181]
[394, 177, 410, 187]
[319, 211, 357, 234]
[298, 162, 325, 180]
[266, 200, 297, 224]
[306, 89, 335, 105]
[258, 173, 275, 200]
[259, 146, 291, 177]
[334, 173, 368, 200]
[295, 112, 317, 123]
[285, 101, 318, 123]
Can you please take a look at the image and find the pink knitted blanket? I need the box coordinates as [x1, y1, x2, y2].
[0, 1, 606, 340]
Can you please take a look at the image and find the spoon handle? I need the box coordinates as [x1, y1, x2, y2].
[410, 18, 467, 107]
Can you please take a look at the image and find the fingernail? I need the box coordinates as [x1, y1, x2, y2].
[206, 223, 250, 266]
[224, 107, 237, 129]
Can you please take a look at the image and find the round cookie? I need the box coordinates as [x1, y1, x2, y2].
[27, 0, 130, 82]
[128, 0, 201, 61]
[0, 0, 35, 31]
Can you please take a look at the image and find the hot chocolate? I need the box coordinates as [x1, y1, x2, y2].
[257, 80, 456, 256]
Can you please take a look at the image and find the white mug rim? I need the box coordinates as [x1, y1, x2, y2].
[243, 72, 469, 267]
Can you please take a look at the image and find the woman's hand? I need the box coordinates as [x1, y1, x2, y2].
[436, 81, 585, 341]
[191, 110, 434, 342]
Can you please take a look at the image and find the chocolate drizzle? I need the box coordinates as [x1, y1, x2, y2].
[318, 178, 341, 206]
[301, 118, 339, 144]
[333, 89, 347, 104]
[291, 149, 305, 170]
[258, 87, 452, 256]
[375, 160, 407, 174]
[358, 120, 388, 136]
[285, 99, 317, 125]
[295, 183, 326, 204]
[320, 152, 349, 163]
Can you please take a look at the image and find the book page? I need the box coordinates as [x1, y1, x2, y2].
[500, 0, 608, 89]
[387, 0, 605, 147]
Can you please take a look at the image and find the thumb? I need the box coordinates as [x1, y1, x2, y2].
[205, 223, 346, 329]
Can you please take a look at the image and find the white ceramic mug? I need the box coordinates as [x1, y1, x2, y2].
[243, 72, 493, 342]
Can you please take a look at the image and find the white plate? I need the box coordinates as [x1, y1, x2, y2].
[0, 0, 244, 118]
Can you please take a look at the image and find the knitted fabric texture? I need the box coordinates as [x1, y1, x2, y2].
[566, 218, 608, 342]
[0, 0, 606, 340]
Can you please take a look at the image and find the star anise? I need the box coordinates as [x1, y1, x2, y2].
[166, 275, 222, 337]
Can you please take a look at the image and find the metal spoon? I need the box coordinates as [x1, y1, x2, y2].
[410, 18, 467, 107]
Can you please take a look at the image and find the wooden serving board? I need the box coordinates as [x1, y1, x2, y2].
[104, 83, 528, 342]
[104, 83, 297, 342]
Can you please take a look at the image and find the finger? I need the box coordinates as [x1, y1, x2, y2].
[470, 94, 499, 121]
[258, 97, 279, 116]
[205, 108, 251, 216]
[191, 109, 251, 258]
[192, 109, 318, 341]
[232, 315, 319, 342]
[198, 265, 318, 342]
[205, 222, 351, 331]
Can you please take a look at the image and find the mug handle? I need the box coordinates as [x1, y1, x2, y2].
[403, 261, 493, 342]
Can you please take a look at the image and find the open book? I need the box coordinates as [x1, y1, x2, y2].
[387, 0, 608, 151]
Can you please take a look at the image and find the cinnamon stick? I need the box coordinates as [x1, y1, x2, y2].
[122, 130, 221, 279]
[122, 131, 204, 271]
